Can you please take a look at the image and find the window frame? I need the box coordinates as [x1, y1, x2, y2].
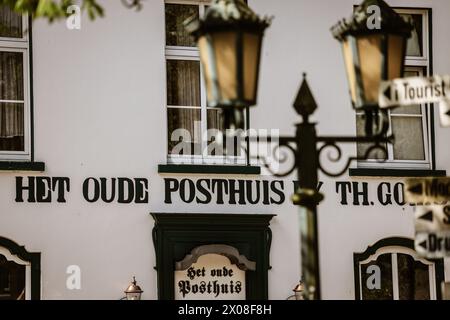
[0, 12, 32, 161]
[356, 8, 433, 171]
[354, 237, 444, 300]
[0, 237, 40, 300]
[164, 0, 247, 165]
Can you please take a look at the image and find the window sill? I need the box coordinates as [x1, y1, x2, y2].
[158, 164, 261, 175]
[0, 161, 45, 172]
[349, 168, 446, 178]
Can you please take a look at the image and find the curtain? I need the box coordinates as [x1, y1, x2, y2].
[0, 51, 24, 150]
[401, 14, 422, 57]
[165, 4, 197, 47]
[0, 5, 22, 38]
[167, 60, 200, 107]
[167, 60, 201, 155]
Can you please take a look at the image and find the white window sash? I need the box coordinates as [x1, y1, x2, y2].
[0, 44, 31, 161]
[0, 247, 32, 301]
[356, 24, 432, 170]
[358, 246, 438, 300]
[165, 0, 247, 164]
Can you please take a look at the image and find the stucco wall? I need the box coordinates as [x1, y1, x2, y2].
[0, 0, 449, 300]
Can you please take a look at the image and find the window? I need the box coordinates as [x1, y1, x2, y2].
[354, 237, 444, 300]
[0, 254, 25, 300]
[0, 6, 31, 161]
[356, 9, 432, 170]
[165, 0, 246, 165]
[0, 237, 41, 300]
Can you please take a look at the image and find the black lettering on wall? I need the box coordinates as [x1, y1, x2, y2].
[134, 178, 149, 204]
[16, 177, 70, 203]
[229, 180, 246, 205]
[180, 179, 195, 204]
[83, 178, 100, 203]
[100, 178, 116, 203]
[118, 178, 135, 204]
[262, 180, 270, 205]
[196, 179, 212, 204]
[352, 182, 370, 206]
[336, 182, 351, 205]
[270, 181, 285, 205]
[393, 182, 406, 206]
[52, 177, 70, 203]
[164, 178, 179, 204]
[212, 180, 229, 205]
[246, 180, 261, 205]
[36, 177, 52, 203]
[15, 177, 36, 203]
[377, 182, 392, 206]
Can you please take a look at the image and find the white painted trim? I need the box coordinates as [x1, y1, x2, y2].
[0, 12, 28, 43]
[0, 13, 31, 161]
[358, 246, 438, 300]
[392, 253, 400, 300]
[357, 9, 432, 170]
[164, 0, 248, 165]
[396, 8, 429, 61]
[358, 264, 363, 300]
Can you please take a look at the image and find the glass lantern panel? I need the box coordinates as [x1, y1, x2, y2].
[198, 36, 216, 104]
[357, 34, 382, 104]
[387, 35, 405, 81]
[126, 292, 141, 300]
[243, 32, 261, 103]
[212, 32, 238, 102]
[342, 38, 357, 105]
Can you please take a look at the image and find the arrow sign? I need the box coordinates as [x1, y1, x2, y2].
[418, 210, 434, 223]
[405, 177, 450, 204]
[415, 231, 450, 259]
[379, 75, 450, 109]
[383, 85, 392, 101]
[415, 205, 450, 233]
[418, 239, 427, 250]
[440, 100, 450, 128]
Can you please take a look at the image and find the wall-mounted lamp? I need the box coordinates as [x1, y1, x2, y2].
[123, 277, 143, 300]
[287, 280, 305, 300]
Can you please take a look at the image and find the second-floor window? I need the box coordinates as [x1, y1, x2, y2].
[0, 6, 31, 161]
[357, 9, 432, 170]
[165, 0, 246, 165]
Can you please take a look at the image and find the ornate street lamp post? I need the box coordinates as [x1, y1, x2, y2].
[186, 0, 412, 300]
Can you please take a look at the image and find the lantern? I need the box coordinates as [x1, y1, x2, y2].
[185, 0, 271, 109]
[332, 0, 413, 110]
[124, 277, 143, 300]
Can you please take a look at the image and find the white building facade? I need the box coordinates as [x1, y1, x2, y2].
[0, 0, 450, 300]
